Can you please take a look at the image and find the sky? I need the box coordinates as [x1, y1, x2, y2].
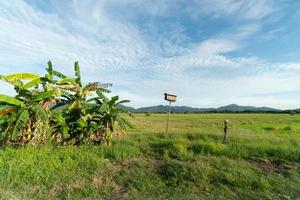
[0, 0, 300, 109]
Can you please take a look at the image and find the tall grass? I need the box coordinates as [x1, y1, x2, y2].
[0, 113, 300, 199]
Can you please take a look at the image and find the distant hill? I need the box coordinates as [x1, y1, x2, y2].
[216, 104, 279, 112]
[135, 105, 214, 113]
[119, 104, 281, 113]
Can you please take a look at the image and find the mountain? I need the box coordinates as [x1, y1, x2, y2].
[119, 104, 281, 113]
[216, 104, 279, 112]
[118, 104, 136, 112]
[135, 105, 214, 113]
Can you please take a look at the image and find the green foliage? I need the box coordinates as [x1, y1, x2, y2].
[0, 94, 25, 107]
[11, 109, 30, 138]
[0, 61, 131, 147]
[23, 78, 43, 89]
[74, 61, 82, 87]
[5, 73, 40, 82]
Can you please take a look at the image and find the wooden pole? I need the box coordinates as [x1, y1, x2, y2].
[166, 101, 171, 134]
[223, 120, 228, 143]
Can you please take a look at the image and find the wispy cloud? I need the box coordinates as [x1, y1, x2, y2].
[0, 0, 299, 109]
[192, 0, 279, 20]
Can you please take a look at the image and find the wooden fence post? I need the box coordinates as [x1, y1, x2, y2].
[223, 120, 229, 144]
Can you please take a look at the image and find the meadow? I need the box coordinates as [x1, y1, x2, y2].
[0, 113, 300, 199]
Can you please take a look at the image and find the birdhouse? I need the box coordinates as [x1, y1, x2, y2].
[164, 93, 177, 102]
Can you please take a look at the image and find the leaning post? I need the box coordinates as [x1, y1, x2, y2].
[166, 101, 171, 134]
[164, 93, 177, 134]
[223, 120, 229, 144]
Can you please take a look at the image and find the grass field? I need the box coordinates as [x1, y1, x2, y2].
[1, 113, 300, 199]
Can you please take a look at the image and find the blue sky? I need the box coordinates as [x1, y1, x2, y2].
[0, 0, 300, 109]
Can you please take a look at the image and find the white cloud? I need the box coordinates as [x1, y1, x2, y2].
[195, 0, 279, 20]
[116, 71, 300, 109]
[0, 0, 148, 73]
[195, 38, 239, 56]
[0, 0, 298, 110]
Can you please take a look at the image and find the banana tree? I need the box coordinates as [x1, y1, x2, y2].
[0, 72, 52, 145]
[50, 62, 124, 145]
[86, 89, 132, 145]
[0, 60, 133, 147]
[50, 62, 104, 144]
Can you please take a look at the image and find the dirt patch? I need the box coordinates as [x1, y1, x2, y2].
[0, 189, 22, 200]
[249, 159, 297, 173]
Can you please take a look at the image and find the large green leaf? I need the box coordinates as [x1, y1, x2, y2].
[32, 91, 55, 102]
[96, 90, 109, 101]
[86, 97, 102, 104]
[5, 73, 40, 82]
[0, 74, 7, 82]
[0, 94, 25, 107]
[56, 78, 77, 85]
[74, 61, 82, 87]
[53, 70, 67, 79]
[52, 111, 69, 136]
[116, 100, 130, 105]
[45, 60, 53, 81]
[23, 78, 43, 89]
[1, 73, 35, 88]
[31, 104, 48, 123]
[12, 109, 29, 138]
[100, 102, 109, 112]
[60, 90, 73, 99]
[58, 84, 76, 90]
[110, 96, 119, 105]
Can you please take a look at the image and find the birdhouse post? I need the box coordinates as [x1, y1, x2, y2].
[164, 93, 177, 134]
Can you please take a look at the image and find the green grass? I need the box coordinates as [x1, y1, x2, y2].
[1, 113, 300, 199]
